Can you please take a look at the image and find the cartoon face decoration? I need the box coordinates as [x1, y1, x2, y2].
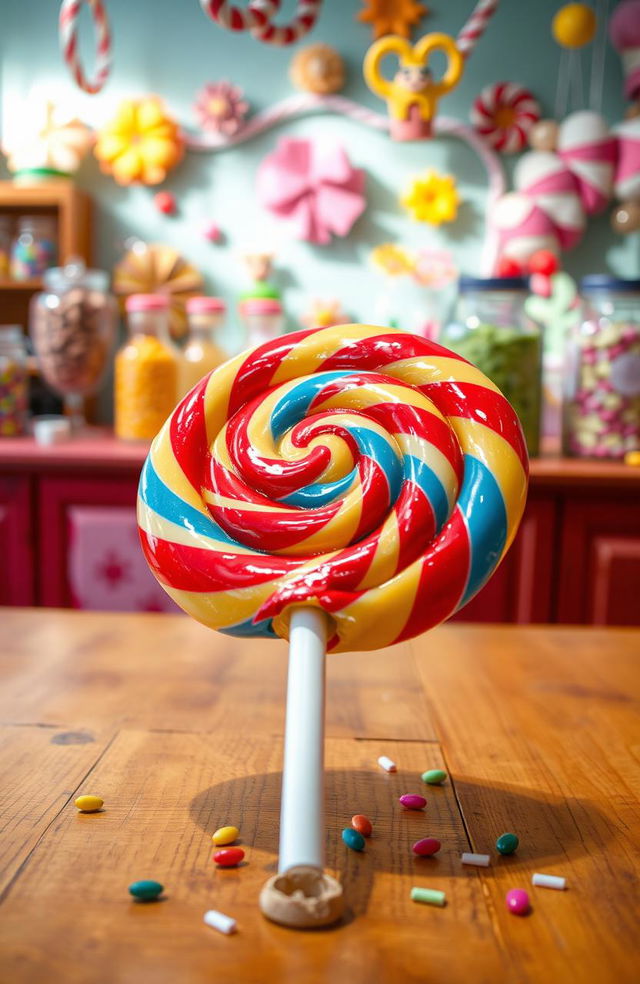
[394, 65, 433, 94]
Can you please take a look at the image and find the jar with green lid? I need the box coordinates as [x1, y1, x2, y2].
[441, 277, 542, 456]
[563, 276, 640, 459]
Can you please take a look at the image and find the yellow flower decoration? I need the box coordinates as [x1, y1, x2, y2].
[370, 242, 414, 276]
[95, 97, 183, 186]
[401, 170, 459, 225]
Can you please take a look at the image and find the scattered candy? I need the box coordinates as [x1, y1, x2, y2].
[128, 879, 163, 901]
[377, 755, 397, 773]
[213, 847, 245, 867]
[203, 909, 237, 935]
[532, 872, 566, 890]
[461, 852, 490, 867]
[154, 191, 177, 215]
[421, 769, 447, 786]
[351, 814, 372, 837]
[410, 886, 446, 907]
[204, 222, 223, 243]
[212, 825, 239, 846]
[342, 828, 366, 852]
[528, 248, 559, 276]
[412, 837, 441, 857]
[399, 794, 427, 811]
[496, 832, 519, 855]
[74, 795, 104, 813]
[506, 888, 530, 915]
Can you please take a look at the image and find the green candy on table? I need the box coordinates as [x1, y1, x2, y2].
[442, 323, 541, 456]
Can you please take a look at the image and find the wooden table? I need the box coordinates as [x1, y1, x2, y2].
[0, 611, 638, 984]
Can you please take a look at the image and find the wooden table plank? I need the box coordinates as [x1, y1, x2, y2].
[0, 610, 435, 740]
[0, 733, 506, 984]
[414, 625, 640, 984]
[0, 725, 112, 896]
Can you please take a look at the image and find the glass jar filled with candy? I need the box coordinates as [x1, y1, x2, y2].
[563, 277, 640, 459]
[115, 294, 178, 441]
[0, 216, 12, 278]
[241, 297, 284, 348]
[0, 325, 29, 436]
[10, 215, 57, 281]
[179, 296, 227, 399]
[441, 277, 542, 456]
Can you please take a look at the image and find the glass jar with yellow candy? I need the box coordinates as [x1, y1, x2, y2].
[114, 294, 178, 441]
[179, 296, 227, 399]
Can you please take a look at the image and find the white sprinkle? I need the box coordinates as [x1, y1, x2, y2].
[532, 872, 566, 890]
[203, 909, 237, 935]
[461, 852, 490, 867]
[377, 755, 397, 773]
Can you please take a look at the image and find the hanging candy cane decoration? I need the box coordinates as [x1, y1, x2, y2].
[59, 0, 112, 94]
[199, 0, 322, 46]
[457, 0, 500, 57]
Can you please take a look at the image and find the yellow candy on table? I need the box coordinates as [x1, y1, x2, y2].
[212, 825, 239, 846]
[75, 795, 104, 813]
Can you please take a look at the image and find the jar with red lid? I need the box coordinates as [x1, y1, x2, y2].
[179, 296, 227, 398]
[241, 297, 284, 347]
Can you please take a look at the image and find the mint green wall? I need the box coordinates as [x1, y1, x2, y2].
[1, 0, 637, 348]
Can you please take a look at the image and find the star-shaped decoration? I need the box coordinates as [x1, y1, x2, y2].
[358, 0, 429, 39]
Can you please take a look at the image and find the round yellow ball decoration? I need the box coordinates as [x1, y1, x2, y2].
[552, 4, 597, 49]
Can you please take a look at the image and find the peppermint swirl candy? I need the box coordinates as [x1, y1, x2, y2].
[138, 325, 528, 653]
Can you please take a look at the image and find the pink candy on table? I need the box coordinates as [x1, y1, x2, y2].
[399, 794, 427, 811]
[505, 888, 530, 915]
[412, 837, 441, 856]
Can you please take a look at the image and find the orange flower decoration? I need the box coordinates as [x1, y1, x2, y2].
[95, 97, 183, 186]
[358, 0, 429, 39]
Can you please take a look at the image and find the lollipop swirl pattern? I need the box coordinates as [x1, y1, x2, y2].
[138, 325, 528, 652]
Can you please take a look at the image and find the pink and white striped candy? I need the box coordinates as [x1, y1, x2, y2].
[613, 117, 640, 203]
[492, 192, 560, 265]
[471, 81, 541, 154]
[515, 151, 585, 250]
[199, 0, 322, 46]
[58, 0, 112, 95]
[558, 111, 617, 215]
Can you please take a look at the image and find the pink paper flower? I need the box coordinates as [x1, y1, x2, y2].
[193, 81, 249, 136]
[256, 138, 366, 245]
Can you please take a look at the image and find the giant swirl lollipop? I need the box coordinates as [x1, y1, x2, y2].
[137, 324, 529, 927]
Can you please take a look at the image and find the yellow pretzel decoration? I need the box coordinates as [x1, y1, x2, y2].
[364, 33, 463, 130]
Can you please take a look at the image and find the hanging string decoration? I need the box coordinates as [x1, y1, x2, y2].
[58, 0, 112, 94]
[198, 0, 323, 46]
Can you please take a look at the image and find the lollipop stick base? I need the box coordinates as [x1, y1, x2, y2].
[259, 865, 344, 928]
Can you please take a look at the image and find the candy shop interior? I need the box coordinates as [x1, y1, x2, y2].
[3, 3, 640, 978]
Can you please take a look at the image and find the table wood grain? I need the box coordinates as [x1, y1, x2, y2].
[0, 611, 638, 984]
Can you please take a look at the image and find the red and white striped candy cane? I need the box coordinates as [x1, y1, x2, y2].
[199, 0, 322, 46]
[457, 0, 499, 58]
[59, 0, 112, 94]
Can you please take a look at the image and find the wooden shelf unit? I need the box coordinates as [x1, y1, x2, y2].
[0, 181, 92, 327]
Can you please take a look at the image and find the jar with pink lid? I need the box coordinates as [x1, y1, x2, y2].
[114, 294, 178, 441]
[179, 296, 227, 398]
[241, 297, 284, 347]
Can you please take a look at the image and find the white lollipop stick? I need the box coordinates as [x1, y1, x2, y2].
[259, 607, 344, 928]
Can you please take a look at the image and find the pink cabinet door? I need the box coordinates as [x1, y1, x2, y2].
[38, 476, 178, 612]
[0, 475, 34, 605]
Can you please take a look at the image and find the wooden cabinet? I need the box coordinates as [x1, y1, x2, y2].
[0, 181, 92, 328]
[0, 436, 638, 625]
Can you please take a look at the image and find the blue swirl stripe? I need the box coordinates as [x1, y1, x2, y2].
[270, 372, 347, 440]
[457, 455, 507, 606]
[404, 455, 450, 532]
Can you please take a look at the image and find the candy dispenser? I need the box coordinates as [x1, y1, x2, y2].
[441, 277, 542, 456]
[0, 326, 28, 436]
[563, 277, 640, 459]
[10, 215, 57, 280]
[30, 260, 117, 429]
[179, 296, 227, 398]
[115, 294, 178, 441]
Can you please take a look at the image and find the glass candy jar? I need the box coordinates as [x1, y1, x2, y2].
[179, 296, 227, 398]
[30, 260, 117, 429]
[441, 277, 542, 456]
[115, 294, 178, 441]
[563, 277, 640, 459]
[10, 215, 57, 280]
[0, 325, 28, 436]
[241, 297, 284, 348]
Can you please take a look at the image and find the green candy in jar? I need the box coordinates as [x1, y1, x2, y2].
[442, 278, 542, 456]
